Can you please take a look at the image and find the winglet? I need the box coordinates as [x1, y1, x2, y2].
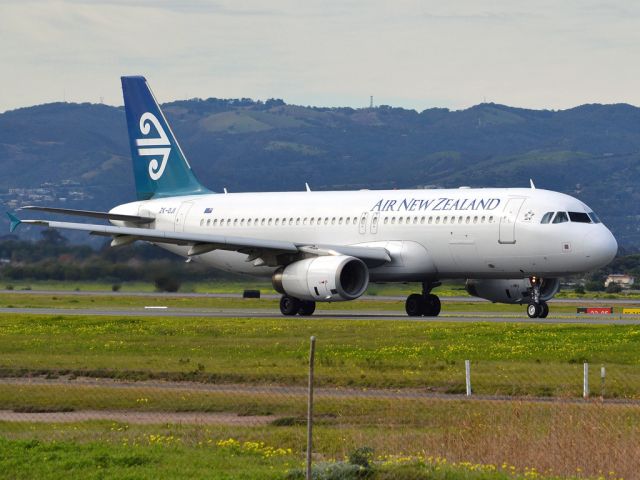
[529, 179, 536, 189]
[6, 212, 21, 233]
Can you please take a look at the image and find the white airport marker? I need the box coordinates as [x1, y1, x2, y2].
[144, 306, 168, 309]
[465, 360, 472, 396]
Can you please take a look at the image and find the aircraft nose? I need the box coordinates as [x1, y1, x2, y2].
[584, 227, 618, 268]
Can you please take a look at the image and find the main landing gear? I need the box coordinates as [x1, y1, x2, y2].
[526, 276, 549, 319]
[405, 282, 441, 317]
[279, 295, 316, 316]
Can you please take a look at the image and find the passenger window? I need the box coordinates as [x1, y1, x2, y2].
[391, 217, 396, 224]
[428, 217, 433, 224]
[384, 217, 389, 225]
[443, 216, 448, 224]
[420, 217, 425, 224]
[268, 218, 273, 226]
[247, 219, 252, 226]
[569, 212, 591, 223]
[481, 216, 486, 223]
[206, 219, 211, 227]
[458, 216, 463, 224]
[345, 218, 350, 225]
[540, 212, 554, 224]
[553, 212, 569, 224]
[473, 216, 478, 224]
[489, 216, 494, 223]
[310, 218, 315, 226]
[213, 219, 218, 226]
[435, 217, 440, 224]
[399, 217, 403, 224]
[332, 218, 336, 225]
[338, 217, 343, 225]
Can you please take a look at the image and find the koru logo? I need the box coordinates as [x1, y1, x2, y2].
[136, 112, 171, 180]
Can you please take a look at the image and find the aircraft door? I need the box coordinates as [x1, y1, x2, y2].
[174, 201, 194, 232]
[499, 198, 525, 244]
[370, 212, 380, 234]
[359, 212, 369, 234]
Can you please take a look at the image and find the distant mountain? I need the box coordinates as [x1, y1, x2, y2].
[0, 99, 638, 249]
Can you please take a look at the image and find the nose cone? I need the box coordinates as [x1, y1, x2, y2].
[584, 227, 618, 268]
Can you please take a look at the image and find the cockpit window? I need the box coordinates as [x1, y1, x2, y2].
[552, 211, 569, 224]
[540, 212, 554, 224]
[569, 212, 591, 223]
[588, 212, 601, 224]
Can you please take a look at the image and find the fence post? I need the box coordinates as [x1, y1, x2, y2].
[306, 336, 316, 480]
[583, 362, 589, 399]
[465, 360, 471, 396]
[600, 366, 606, 400]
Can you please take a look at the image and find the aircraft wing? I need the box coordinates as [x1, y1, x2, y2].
[7, 214, 390, 268]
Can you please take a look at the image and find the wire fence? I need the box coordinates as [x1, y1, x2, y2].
[1, 337, 640, 478]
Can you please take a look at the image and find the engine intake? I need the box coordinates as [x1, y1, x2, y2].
[273, 255, 369, 302]
[465, 278, 560, 304]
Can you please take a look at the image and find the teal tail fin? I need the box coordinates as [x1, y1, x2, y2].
[7, 212, 21, 233]
[121, 76, 210, 200]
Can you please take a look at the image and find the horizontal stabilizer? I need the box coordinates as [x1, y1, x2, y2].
[20, 206, 155, 224]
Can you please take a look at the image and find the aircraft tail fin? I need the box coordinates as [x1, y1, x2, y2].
[121, 76, 210, 200]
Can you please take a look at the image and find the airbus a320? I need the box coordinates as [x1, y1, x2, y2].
[8, 77, 618, 318]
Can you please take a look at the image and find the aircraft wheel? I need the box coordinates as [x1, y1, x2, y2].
[298, 301, 316, 316]
[424, 294, 441, 317]
[405, 294, 424, 316]
[539, 301, 549, 318]
[280, 295, 301, 316]
[527, 302, 541, 318]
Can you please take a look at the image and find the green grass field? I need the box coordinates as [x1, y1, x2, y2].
[3, 279, 639, 300]
[1, 292, 639, 479]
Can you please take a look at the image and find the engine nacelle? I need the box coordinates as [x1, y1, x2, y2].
[465, 278, 560, 304]
[272, 255, 369, 302]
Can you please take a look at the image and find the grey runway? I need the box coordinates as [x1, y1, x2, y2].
[2, 289, 640, 304]
[0, 306, 638, 324]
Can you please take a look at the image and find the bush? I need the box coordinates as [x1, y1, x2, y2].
[154, 276, 181, 293]
[111, 284, 121, 292]
[585, 280, 605, 292]
[606, 283, 623, 293]
[574, 285, 585, 295]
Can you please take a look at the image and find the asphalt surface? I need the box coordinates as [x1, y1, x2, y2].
[0, 306, 638, 324]
[2, 289, 640, 304]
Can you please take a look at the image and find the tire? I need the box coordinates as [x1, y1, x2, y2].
[539, 301, 549, 318]
[424, 294, 441, 317]
[405, 294, 424, 316]
[298, 301, 316, 316]
[527, 303, 541, 318]
[280, 295, 301, 316]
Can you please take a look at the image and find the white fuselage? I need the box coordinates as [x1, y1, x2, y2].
[111, 187, 618, 282]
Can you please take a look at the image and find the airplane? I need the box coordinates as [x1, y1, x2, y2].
[7, 76, 618, 319]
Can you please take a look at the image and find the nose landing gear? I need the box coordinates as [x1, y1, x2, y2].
[526, 276, 549, 318]
[405, 282, 442, 317]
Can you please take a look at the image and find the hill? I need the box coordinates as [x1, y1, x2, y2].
[0, 99, 638, 248]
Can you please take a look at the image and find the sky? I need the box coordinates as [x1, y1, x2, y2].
[1, 0, 640, 113]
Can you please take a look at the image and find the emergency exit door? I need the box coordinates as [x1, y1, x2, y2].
[499, 198, 525, 244]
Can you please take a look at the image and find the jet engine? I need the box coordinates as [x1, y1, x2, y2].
[272, 255, 369, 302]
[465, 278, 560, 304]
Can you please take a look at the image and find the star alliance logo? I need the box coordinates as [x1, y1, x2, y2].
[136, 112, 171, 181]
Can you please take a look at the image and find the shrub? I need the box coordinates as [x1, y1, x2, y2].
[111, 284, 121, 292]
[606, 283, 622, 294]
[154, 276, 181, 293]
